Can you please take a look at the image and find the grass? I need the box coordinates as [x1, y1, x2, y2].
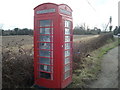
[2, 34, 118, 88]
[98, 38, 118, 57]
[68, 38, 119, 88]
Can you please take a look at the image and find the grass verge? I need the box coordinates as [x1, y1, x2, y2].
[68, 38, 119, 88]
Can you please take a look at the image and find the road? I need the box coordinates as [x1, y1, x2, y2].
[89, 47, 118, 88]
[0, 36, 2, 89]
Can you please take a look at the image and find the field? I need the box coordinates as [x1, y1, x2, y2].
[2, 35, 99, 53]
[2, 35, 33, 49]
[73, 35, 99, 42]
[2, 34, 114, 88]
[2, 35, 99, 47]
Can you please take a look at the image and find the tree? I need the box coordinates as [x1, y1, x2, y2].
[118, 26, 120, 33]
[97, 29, 101, 34]
[14, 28, 19, 35]
[73, 25, 86, 35]
[109, 25, 112, 32]
[2, 30, 4, 36]
[113, 26, 118, 35]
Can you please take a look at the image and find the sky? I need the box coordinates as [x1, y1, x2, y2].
[0, 0, 119, 30]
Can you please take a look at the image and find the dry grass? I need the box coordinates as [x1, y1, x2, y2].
[2, 35, 34, 88]
[73, 35, 99, 42]
[73, 34, 114, 70]
[2, 46, 34, 88]
[2, 34, 114, 88]
[69, 33, 115, 88]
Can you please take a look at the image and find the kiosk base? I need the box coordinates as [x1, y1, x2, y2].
[32, 84, 47, 90]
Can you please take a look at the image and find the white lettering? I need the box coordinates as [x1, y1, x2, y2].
[36, 9, 55, 14]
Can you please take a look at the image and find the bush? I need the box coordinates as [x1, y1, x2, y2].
[2, 47, 34, 88]
[73, 33, 114, 70]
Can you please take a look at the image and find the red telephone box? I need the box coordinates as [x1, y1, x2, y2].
[34, 3, 73, 88]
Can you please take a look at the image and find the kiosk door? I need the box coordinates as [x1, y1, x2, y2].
[63, 19, 73, 80]
[37, 19, 53, 80]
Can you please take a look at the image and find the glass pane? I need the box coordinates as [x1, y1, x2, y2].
[40, 72, 51, 79]
[65, 64, 70, 72]
[40, 50, 51, 57]
[40, 35, 51, 42]
[39, 58, 50, 65]
[40, 43, 51, 49]
[65, 43, 70, 49]
[65, 36, 70, 42]
[65, 28, 70, 35]
[65, 50, 70, 57]
[64, 71, 70, 79]
[40, 20, 51, 27]
[65, 20, 71, 28]
[65, 57, 70, 64]
[60, 9, 71, 15]
[40, 65, 51, 72]
[40, 28, 50, 34]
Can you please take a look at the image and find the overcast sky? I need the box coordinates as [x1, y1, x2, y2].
[0, 0, 119, 30]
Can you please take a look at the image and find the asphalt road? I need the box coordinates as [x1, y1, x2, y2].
[89, 47, 118, 88]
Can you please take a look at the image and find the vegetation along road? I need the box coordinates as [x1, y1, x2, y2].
[89, 46, 118, 88]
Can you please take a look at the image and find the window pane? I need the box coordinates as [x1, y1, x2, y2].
[65, 28, 70, 35]
[40, 35, 51, 42]
[60, 9, 71, 15]
[64, 71, 70, 79]
[40, 28, 51, 34]
[40, 72, 51, 79]
[65, 20, 71, 28]
[40, 50, 51, 57]
[40, 65, 51, 72]
[65, 57, 70, 64]
[65, 64, 70, 72]
[65, 50, 70, 57]
[65, 43, 70, 49]
[40, 43, 51, 49]
[65, 36, 70, 42]
[39, 58, 50, 65]
[40, 20, 51, 27]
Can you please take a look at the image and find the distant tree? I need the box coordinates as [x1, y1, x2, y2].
[87, 27, 91, 34]
[2, 30, 4, 35]
[73, 25, 87, 35]
[109, 25, 112, 32]
[118, 26, 120, 33]
[14, 28, 19, 35]
[1, 28, 33, 36]
[28, 29, 33, 35]
[97, 29, 101, 34]
[113, 26, 118, 35]
[74, 25, 101, 35]
[22, 28, 28, 35]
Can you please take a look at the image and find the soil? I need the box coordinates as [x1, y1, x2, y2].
[2, 35, 33, 48]
[88, 47, 118, 88]
[2, 35, 99, 47]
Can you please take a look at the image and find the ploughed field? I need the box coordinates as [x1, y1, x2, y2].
[2, 35, 99, 48]
[2, 35, 99, 56]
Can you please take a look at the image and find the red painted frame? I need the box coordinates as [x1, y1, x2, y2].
[34, 3, 73, 88]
